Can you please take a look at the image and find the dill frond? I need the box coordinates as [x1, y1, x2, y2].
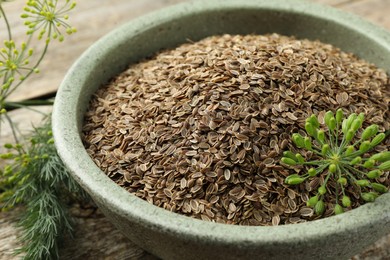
[1, 115, 89, 259]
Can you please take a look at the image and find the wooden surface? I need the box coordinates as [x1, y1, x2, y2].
[1, 0, 390, 259]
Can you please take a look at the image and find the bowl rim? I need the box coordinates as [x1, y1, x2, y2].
[52, 0, 390, 246]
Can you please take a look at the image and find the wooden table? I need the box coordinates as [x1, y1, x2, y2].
[1, 0, 390, 259]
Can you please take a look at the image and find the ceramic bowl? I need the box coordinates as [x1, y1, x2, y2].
[52, 0, 390, 259]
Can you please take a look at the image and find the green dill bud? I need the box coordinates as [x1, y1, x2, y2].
[314, 200, 325, 215]
[363, 159, 375, 169]
[304, 137, 312, 150]
[328, 117, 336, 131]
[371, 183, 388, 193]
[318, 185, 327, 195]
[356, 179, 370, 187]
[3, 143, 13, 149]
[0, 153, 14, 159]
[361, 192, 377, 202]
[342, 113, 357, 135]
[334, 204, 344, 215]
[378, 161, 390, 170]
[350, 118, 363, 132]
[324, 111, 334, 129]
[337, 177, 347, 186]
[4, 40, 14, 48]
[357, 112, 365, 122]
[8, 175, 17, 183]
[361, 124, 379, 140]
[305, 122, 317, 137]
[308, 168, 317, 177]
[345, 129, 355, 143]
[350, 156, 362, 166]
[307, 114, 320, 128]
[370, 151, 390, 162]
[342, 196, 351, 207]
[328, 163, 337, 173]
[321, 144, 330, 156]
[295, 153, 305, 164]
[317, 130, 325, 143]
[281, 157, 297, 166]
[307, 195, 319, 207]
[370, 133, 386, 147]
[18, 174, 29, 185]
[285, 175, 305, 185]
[358, 141, 371, 153]
[15, 197, 23, 204]
[282, 151, 297, 161]
[335, 108, 343, 124]
[292, 133, 305, 148]
[2, 84, 10, 90]
[344, 145, 355, 156]
[366, 169, 381, 179]
[4, 165, 13, 175]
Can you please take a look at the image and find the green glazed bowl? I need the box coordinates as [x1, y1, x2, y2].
[52, 0, 390, 259]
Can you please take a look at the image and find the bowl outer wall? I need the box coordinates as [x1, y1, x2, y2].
[52, 0, 390, 259]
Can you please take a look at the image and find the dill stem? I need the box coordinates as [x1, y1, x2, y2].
[4, 99, 54, 110]
[0, 6, 12, 41]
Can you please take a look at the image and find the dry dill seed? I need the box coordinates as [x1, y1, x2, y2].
[83, 33, 390, 226]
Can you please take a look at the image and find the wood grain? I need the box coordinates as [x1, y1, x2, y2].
[1, 0, 390, 259]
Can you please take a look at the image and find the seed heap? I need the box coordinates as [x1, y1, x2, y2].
[83, 34, 389, 226]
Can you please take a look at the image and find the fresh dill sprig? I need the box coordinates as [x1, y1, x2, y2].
[0, 1, 82, 259]
[1, 116, 88, 259]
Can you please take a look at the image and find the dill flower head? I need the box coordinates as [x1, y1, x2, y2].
[281, 109, 389, 216]
[0, 40, 36, 91]
[21, 0, 77, 42]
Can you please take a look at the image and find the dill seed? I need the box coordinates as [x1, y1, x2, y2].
[83, 33, 389, 226]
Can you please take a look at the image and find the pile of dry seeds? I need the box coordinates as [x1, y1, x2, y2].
[83, 34, 390, 226]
